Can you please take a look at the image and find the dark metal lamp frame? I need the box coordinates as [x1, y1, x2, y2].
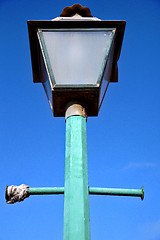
[27, 20, 126, 117]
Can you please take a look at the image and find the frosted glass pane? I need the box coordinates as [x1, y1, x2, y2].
[39, 50, 53, 109]
[43, 79, 52, 109]
[41, 30, 114, 85]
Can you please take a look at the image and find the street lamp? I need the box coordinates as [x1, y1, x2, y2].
[6, 4, 144, 240]
[27, 4, 125, 117]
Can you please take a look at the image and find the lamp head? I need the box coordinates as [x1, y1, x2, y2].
[27, 5, 126, 117]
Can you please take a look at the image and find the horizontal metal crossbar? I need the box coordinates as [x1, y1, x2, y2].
[89, 187, 144, 200]
[28, 187, 144, 200]
[28, 187, 64, 195]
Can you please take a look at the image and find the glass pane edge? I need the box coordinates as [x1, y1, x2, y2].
[97, 29, 116, 84]
[42, 82, 54, 112]
[37, 30, 56, 86]
[54, 84, 98, 88]
[38, 28, 116, 32]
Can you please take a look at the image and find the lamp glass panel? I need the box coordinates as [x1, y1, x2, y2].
[39, 49, 53, 110]
[39, 29, 115, 86]
[99, 34, 115, 109]
[43, 80, 53, 110]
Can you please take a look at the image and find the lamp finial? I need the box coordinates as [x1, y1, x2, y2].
[60, 4, 93, 17]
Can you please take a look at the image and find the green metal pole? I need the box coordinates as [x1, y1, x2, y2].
[63, 105, 90, 240]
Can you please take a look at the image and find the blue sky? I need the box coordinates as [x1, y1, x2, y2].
[0, 0, 160, 239]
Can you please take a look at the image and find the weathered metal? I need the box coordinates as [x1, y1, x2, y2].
[63, 114, 90, 240]
[89, 187, 144, 200]
[28, 187, 64, 195]
[28, 187, 144, 200]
